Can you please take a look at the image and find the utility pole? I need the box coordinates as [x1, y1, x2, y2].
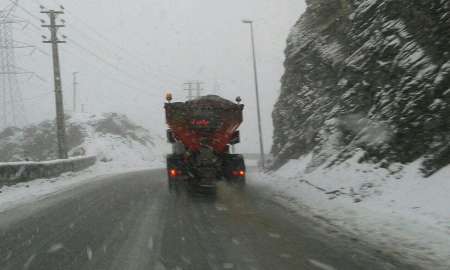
[41, 8, 68, 159]
[242, 19, 265, 169]
[72, 72, 78, 113]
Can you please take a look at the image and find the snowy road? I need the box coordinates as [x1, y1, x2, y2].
[0, 169, 421, 270]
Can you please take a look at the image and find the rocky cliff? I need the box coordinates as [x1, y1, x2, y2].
[272, 0, 450, 175]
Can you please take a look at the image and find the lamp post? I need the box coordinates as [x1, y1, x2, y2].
[242, 19, 265, 169]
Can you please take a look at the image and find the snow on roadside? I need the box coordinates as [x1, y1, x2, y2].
[0, 156, 95, 167]
[0, 116, 166, 214]
[252, 153, 450, 269]
[0, 158, 164, 214]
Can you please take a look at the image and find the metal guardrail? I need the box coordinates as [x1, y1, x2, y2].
[0, 156, 97, 184]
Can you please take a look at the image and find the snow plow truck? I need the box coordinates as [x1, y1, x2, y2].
[165, 94, 246, 189]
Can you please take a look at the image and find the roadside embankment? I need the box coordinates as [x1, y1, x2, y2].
[0, 156, 96, 185]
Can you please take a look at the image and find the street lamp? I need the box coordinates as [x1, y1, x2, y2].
[242, 19, 265, 169]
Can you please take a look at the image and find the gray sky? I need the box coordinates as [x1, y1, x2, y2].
[2, 0, 305, 153]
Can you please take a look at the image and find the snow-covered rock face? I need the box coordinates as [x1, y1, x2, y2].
[272, 0, 450, 175]
[0, 113, 164, 167]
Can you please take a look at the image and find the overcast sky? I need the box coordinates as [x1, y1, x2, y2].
[2, 0, 306, 153]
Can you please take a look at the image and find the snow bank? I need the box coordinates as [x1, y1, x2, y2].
[0, 156, 95, 167]
[0, 112, 166, 213]
[0, 143, 164, 214]
[70, 112, 168, 167]
[0, 159, 163, 214]
[0, 156, 96, 184]
[253, 154, 450, 269]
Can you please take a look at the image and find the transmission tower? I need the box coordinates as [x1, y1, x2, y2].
[195, 81, 203, 98]
[213, 80, 221, 94]
[184, 80, 203, 100]
[0, 1, 27, 129]
[184, 81, 194, 100]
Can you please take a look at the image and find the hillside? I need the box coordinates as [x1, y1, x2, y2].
[264, 2, 450, 267]
[0, 113, 165, 167]
[271, 0, 450, 176]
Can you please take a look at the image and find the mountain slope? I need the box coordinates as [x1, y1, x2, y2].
[272, 0, 450, 175]
[0, 113, 165, 167]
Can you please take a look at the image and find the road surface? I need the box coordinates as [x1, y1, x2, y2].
[0, 169, 421, 270]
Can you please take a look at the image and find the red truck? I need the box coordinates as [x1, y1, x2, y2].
[165, 94, 246, 189]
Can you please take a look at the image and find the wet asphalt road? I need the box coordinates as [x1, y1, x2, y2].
[0, 169, 421, 270]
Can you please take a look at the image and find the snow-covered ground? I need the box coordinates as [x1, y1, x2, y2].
[0, 112, 167, 214]
[252, 153, 450, 269]
[0, 154, 165, 214]
[69, 112, 169, 161]
[0, 161, 157, 214]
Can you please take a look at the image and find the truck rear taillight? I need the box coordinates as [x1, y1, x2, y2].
[169, 169, 178, 177]
[232, 170, 245, 177]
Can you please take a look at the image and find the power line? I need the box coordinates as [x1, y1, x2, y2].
[60, 4, 168, 70]
[67, 38, 177, 94]
[9, 2, 176, 105]
[5, 2, 44, 32]
[67, 38, 156, 87]
[50, 0, 181, 84]
[5, 2, 50, 60]
[16, 1, 181, 90]
[4, 2, 163, 121]
[3, 90, 52, 104]
[2, 0, 18, 20]
[61, 46, 160, 98]
[64, 22, 180, 85]
[8, 0, 40, 21]
[61, 46, 162, 114]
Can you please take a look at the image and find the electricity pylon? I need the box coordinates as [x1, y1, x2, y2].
[0, 0, 27, 129]
[184, 80, 203, 100]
